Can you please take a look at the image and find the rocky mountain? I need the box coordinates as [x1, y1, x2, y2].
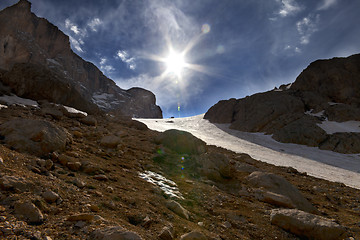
[205, 53, 360, 154]
[0, 0, 162, 118]
[0, 97, 359, 239]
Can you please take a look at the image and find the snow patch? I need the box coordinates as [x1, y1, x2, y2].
[317, 120, 360, 134]
[305, 110, 325, 118]
[62, 106, 87, 117]
[136, 114, 360, 189]
[139, 171, 183, 199]
[0, 104, 8, 109]
[0, 95, 38, 108]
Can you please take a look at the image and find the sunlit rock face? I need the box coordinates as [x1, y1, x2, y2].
[205, 53, 360, 154]
[0, 0, 162, 118]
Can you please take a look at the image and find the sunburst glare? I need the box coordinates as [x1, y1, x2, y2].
[164, 50, 186, 77]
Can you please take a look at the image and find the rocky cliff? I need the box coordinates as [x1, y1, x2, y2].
[205, 53, 360, 154]
[0, 0, 162, 118]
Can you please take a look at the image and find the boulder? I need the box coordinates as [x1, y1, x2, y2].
[0, 175, 33, 192]
[89, 226, 143, 240]
[247, 171, 316, 213]
[158, 225, 174, 240]
[166, 200, 190, 220]
[156, 129, 206, 155]
[14, 201, 44, 224]
[197, 152, 236, 181]
[0, 119, 72, 157]
[100, 135, 121, 148]
[270, 208, 346, 240]
[80, 115, 97, 126]
[320, 133, 360, 154]
[180, 231, 207, 240]
[272, 116, 328, 147]
[42, 190, 60, 203]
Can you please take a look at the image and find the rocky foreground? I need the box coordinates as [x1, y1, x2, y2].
[0, 102, 359, 239]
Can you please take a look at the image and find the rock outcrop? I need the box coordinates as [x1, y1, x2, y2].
[270, 209, 346, 240]
[205, 53, 360, 153]
[0, 0, 162, 118]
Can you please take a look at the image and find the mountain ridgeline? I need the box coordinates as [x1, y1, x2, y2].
[205, 53, 360, 154]
[0, 0, 162, 118]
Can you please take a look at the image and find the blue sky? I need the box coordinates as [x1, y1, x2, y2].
[1, 0, 360, 118]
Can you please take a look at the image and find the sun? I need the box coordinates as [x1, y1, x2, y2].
[164, 50, 186, 76]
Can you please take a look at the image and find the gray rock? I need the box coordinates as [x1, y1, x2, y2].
[100, 135, 121, 148]
[197, 152, 236, 181]
[158, 225, 174, 240]
[0, 175, 32, 192]
[14, 201, 44, 224]
[156, 129, 207, 155]
[166, 200, 190, 220]
[0, 119, 72, 157]
[41, 107, 64, 120]
[270, 208, 346, 240]
[247, 171, 317, 213]
[42, 190, 60, 203]
[89, 226, 143, 240]
[320, 132, 360, 154]
[80, 115, 97, 126]
[180, 231, 207, 240]
[272, 116, 327, 147]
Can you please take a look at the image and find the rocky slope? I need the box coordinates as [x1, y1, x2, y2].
[0, 0, 162, 118]
[205, 53, 360, 154]
[0, 95, 360, 239]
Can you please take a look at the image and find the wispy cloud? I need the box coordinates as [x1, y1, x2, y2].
[317, 0, 338, 11]
[115, 50, 136, 70]
[278, 0, 303, 17]
[87, 18, 102, 32]
[69, 36, 84, 52]
[99, 57, 115, 74]
[296, 14, 319, 45]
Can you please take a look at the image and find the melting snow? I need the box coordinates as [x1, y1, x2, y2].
[0, 95, 38, 108]
[62, 106, 87, 117]
[305, 110, 325, 118]
[139, 171, 183, 199]
[136, 114, 360, 189]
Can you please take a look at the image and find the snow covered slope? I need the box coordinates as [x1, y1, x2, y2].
[136, 114, 360, 189]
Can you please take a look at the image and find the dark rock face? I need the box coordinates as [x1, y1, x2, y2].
[0, 0, 162, 118]
[204, 53, 360, 153]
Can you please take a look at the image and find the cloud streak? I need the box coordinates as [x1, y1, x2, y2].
[278, 0, 303, 17]
[317, 0, 338, 11]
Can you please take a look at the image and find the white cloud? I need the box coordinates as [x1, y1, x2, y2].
[296, 14, 320, 45]
[88, 18, 102, 32]
[99, 57, 115, 74]
[278, 0, 303, 17]
[317, 0, 338, 11]
[69, 36, 84, 52]
[115, 50, 136, 70]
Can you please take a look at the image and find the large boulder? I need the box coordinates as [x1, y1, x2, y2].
[197, 152, 236, 181]
[272, 116, 328, 147]
[0, 119, 72, 156]
[156, 129, 207, 155]
[270, 209, 346, 240]
[14, 201, 44, 225]
[247, 171, 317, 213]
[320, 132, 360, 154]
[89, 226, 143, 240]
